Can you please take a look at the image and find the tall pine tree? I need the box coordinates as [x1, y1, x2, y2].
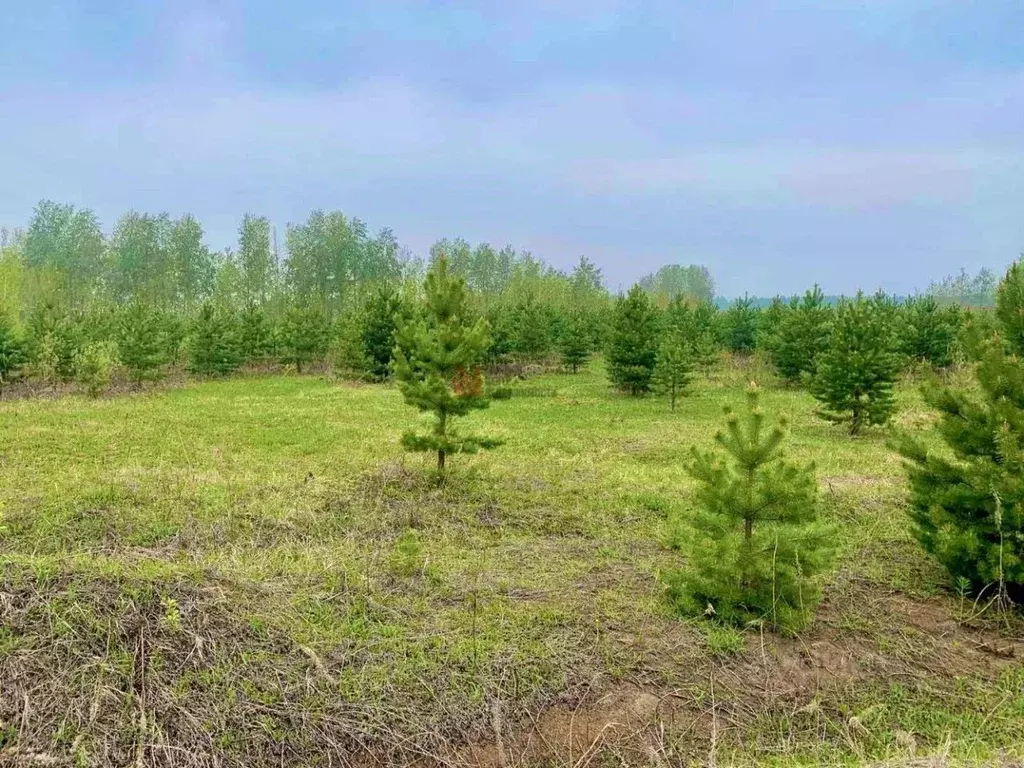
[898, 260, 1024, 601]
[811, 292, 900, 434]
[666, 386, 834, 632]
[393, 256, 500, 478]
[607, 284, 660, 395]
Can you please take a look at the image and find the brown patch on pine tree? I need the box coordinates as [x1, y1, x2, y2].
[452, 366, 484, 397]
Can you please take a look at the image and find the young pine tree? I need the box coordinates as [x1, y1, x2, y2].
[899, 296, 961, 369]
[774, 285, 832, 385]
[722, 295, 759, 354]
[666, 386, 834, 632]
[28, 303, 80, 382]
[607, 284, 660, 395]
[652, 328, 693, 409]
[189, 302, 243, 376]
[996, 259, 1024, 350]
[239, 302, 277, 364]
[74, 341, 119, 397]
[332, 307, 371, 379]
[158, 310, 188, 367]
[280, 303, 329, 374]
[0, 312, 27, 397]
[485, 304, 516, 364]
[513, 294, 551, 360]
[756, 296, 787, 358]
[811, 292, 900, 434]
[362, 284, 405, 380]
[393, 256, 500, 478]
[118, 301, 167, 386]
[898, 260, 1024, 601]
[560, 312, 591, 373]
[690, 302, 722, 375]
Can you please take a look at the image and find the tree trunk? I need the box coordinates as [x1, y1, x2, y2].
[296, 359, 302, 375]
[437, 449, 446, 472]
[744, 517, 753, 540]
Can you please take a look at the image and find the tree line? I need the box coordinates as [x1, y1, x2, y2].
[0, 198, 1006, 401]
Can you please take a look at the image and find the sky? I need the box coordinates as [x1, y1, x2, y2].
[0, 1, 1021, 297]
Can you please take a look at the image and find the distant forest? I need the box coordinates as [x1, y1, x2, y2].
[716, 267, 1000, 310]
[0, 199, 1008, 395]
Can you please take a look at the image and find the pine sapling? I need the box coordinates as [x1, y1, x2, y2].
[897, 259, 1024, 601]
[560, 312, 591, 373]
[393, 256, 502, 481]
[0, 312, 27, 397]
[666, 385, 835, 632]
[811, 292, 900, 434]
[118, 301, 167, 386]
[652, 327, 693, 409]
[607, 284, 660, 395]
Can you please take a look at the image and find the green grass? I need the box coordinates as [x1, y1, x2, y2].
[0, 359, 1021, 766]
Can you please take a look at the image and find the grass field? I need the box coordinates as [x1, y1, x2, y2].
[1, 358, 1022, 767]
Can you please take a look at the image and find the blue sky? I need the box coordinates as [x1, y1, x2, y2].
[0, 1, 1021, 296]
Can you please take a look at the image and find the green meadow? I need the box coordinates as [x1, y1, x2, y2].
[1, 360, 1021, 767]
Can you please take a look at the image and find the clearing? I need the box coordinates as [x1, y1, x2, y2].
[0, 361, 1021, 766]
